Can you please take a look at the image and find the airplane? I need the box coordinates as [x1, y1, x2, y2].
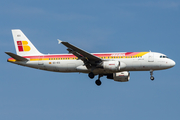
[5, 29, 176, 86]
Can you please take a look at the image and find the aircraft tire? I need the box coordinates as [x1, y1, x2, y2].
[150, 76, 154, 80]
[88, 72, 95, 79]
[95, 79, 101, 86]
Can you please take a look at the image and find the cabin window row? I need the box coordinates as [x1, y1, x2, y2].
[99, 56, 142, 59]
[49, 58, 78, 60]
[48, 56, 142, 60]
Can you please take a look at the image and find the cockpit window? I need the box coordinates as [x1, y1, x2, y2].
[160, 55, 168, 58]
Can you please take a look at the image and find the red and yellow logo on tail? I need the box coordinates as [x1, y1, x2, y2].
[17, 41, 31, 52]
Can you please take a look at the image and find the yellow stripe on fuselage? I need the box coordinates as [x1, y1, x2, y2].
[8, 52, 149, 62]
[135, 52, 149, 56]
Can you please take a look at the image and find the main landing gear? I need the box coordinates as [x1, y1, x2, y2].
[88, 72, 95, 79]
[95, 74, 103, 86]
[88, 72, 103, 86]
[150, 70, 154, 81]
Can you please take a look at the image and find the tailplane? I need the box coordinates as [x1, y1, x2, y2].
[5, 52, 28, 61]
[12, 29, 42, 56]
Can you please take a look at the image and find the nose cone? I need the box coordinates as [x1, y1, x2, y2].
[169, 59, 176, 68]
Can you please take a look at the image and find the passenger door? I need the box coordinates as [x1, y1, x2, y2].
[148, 52, 154, 62]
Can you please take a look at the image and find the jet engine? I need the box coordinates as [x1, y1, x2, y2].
[102, 61, 126, 71]
[103, 61, 120, 71]
[107, 71, 130, 82]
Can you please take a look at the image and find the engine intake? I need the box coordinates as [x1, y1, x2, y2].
[107, 71, 130, 82]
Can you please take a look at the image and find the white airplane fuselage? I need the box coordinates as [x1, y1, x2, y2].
[8, 52, 175, 74]
[6, 29, 175, 86]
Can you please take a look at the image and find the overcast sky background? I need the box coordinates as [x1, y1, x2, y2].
[0, 0, 180, 120]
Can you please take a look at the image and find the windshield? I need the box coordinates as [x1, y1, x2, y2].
[160, 55, 168, 58]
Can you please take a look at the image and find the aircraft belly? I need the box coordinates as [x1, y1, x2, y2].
[120, 59, 157, 71]
[123, 60, 162, 71]
[28, 61, 46, 70]
[44, 60, 83, 72]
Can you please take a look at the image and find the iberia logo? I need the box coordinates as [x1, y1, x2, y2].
[17, 41, 31, 52]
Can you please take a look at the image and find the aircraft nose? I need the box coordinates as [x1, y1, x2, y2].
[169, 59, 176, 68]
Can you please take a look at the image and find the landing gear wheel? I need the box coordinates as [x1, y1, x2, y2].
[88, 72, 95, 79]
[150, 76, 154, 81]
[150, 70, 154, 81]
[95, 79, 101, 86]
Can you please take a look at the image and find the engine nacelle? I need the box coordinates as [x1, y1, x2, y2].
[107, 71, 130, 82]
[103, 61, 120, 71]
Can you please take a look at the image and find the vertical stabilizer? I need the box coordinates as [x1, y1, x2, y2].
[12, 29, 42, 56]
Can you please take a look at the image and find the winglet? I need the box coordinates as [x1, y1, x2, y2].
[57, 39, 62, 44]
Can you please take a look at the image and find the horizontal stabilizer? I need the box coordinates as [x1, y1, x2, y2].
[5, 52, 28, 61]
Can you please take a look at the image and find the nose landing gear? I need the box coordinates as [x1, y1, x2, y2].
[150, 70, 154, 80]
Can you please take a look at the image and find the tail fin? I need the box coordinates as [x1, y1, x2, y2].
[12, 29, 42, 56]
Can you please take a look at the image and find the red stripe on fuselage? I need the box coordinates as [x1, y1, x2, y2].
[22, 52, 141, 59]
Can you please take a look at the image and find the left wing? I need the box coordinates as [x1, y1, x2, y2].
[58, 39, 102, 67]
